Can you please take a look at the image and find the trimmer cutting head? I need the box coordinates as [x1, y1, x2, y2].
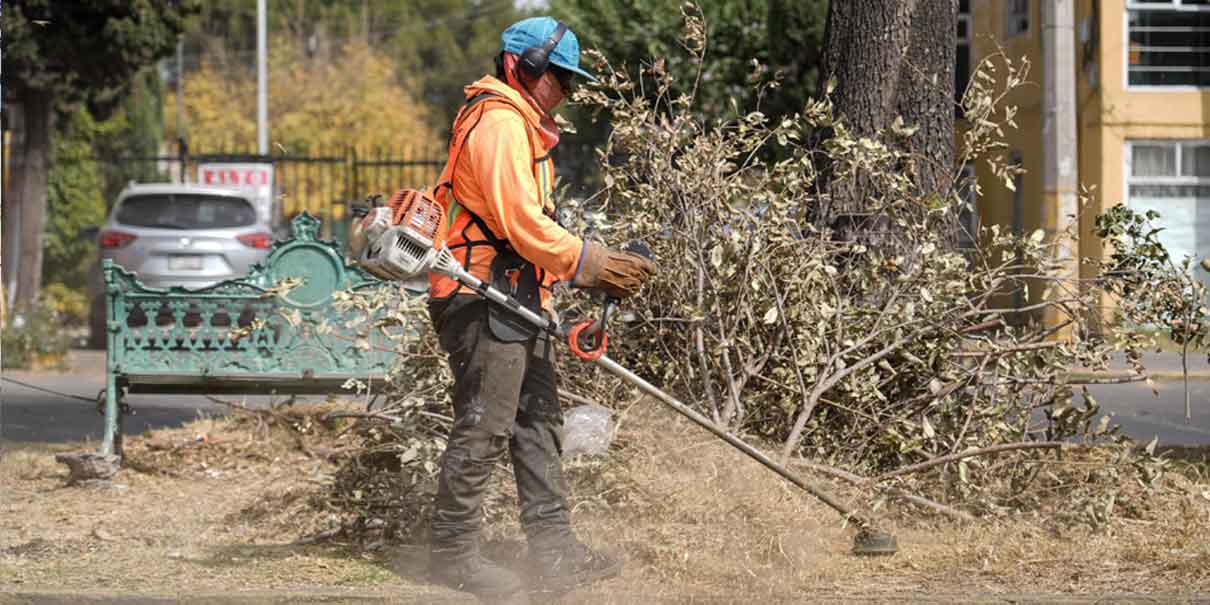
[851, 527, 898, 556]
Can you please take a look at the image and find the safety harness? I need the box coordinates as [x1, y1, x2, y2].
[434, 91, 557, 340]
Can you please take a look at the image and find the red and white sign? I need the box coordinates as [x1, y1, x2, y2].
[198, 163, 276, 224]
[198, 163, 273, 188]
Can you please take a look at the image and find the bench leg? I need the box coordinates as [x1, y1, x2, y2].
[99, 371, 122, 460]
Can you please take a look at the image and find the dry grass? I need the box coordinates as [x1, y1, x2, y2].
[2, 400, 1209, 602]
[566, 403, 1210, 601]
[0, 442, 75, 481]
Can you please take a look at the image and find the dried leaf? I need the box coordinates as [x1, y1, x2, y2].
[762, 306, 779, 324]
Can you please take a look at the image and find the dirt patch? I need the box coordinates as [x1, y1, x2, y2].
[2, 401, 1209, 602]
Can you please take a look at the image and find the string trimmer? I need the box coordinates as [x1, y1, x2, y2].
[356, 195, 898, 556]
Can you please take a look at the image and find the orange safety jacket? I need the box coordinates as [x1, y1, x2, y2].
[428, 76, 584, 309]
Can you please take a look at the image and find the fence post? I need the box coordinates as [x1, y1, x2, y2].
[178, 137, 189, 184]
[349, 146, 357, 208]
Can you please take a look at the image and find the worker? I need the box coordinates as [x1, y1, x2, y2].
[424, 16, 657, 598]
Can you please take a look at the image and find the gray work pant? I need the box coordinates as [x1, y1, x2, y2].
[428, 295, 572, 556]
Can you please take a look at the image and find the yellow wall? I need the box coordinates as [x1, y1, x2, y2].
[971, 0, 1210, 293]
[970, 0, 1044, 244]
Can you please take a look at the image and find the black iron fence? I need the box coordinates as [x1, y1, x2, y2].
[69, 145, 445, 243]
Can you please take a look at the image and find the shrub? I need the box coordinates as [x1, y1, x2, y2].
[2, 304, 73, 370]
[41, 283, 90, 327]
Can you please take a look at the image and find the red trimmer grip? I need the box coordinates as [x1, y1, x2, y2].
[567, 320, 608, 361]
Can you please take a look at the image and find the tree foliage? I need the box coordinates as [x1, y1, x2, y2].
[1, 0, 196, 307]
[552, 0, 824, 120]
[43, 111, 107, 292]
[165, 38, 438, 154]
[548, 0, 827, 193]
[179, 0, 529, 135]
[2, 0, 195, 113]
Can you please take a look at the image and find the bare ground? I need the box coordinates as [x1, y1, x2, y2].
[2, 400, 1210, 604]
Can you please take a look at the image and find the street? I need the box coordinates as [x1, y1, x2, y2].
[0, 351, 314, 445]
[1085, 380, 1210, 445]
[2, 350, 1209, 447]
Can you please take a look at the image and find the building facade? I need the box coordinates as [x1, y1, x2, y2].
[966, 0, 1210, 291]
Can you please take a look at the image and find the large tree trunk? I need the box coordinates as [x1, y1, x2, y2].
[817, 0, 957, 243]
[14, 89, 51, 308]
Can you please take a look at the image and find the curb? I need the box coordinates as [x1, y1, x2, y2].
[1069, 371, 1210, 381]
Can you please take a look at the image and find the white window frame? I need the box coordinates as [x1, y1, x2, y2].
[1124, 1, 1210, 91]
[1125, 139, 1210, 186]
[1006, 0, 1030, 38]
[1123, 140, 1210, 285]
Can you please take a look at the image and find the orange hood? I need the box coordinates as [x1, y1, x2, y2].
[464, 73, 560, 151]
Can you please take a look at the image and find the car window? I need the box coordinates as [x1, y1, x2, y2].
[115, 194, 257, 229]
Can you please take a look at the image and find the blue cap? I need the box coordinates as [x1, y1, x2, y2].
[501, 16, 596, 81]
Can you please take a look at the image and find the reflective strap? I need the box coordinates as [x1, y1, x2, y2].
[447, 197, 464, 231]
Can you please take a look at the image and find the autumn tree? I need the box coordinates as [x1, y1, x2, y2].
[165, 38, 438, 215]
[180, 0, 527, 133]
[1, 0, 195, 308]
[816, 0, 957, 243]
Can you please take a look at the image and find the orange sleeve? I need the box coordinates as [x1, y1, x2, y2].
[463, 109, 584, 281]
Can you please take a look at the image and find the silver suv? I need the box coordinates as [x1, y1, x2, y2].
[88, 183, 275, 346]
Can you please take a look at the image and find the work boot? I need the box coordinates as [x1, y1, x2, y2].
[529, 540, 622, 593]
[429, 547, 523, 599]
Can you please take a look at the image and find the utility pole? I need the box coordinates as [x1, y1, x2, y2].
[175, 37, 186, 184]
[256, 0, 268, 155]
[175, 38, 183, 141]
[1042, 0, 1079, 333]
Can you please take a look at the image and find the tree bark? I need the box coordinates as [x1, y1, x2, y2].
[14, 89, 51, 308]
[895, 0, 957, 203]
[816, 0, 957, 242]
[820, 0, 916, 143]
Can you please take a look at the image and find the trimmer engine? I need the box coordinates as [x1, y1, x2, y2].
[358, 191, 448, 281]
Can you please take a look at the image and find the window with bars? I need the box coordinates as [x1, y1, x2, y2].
[1127, 1, 1210, 87]
[1006, 0, 1029, 38]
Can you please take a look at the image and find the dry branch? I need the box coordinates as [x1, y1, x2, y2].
[872, 441, 1068, 483]
[793, 459, 975, 523]
[558, 389, 605, 408]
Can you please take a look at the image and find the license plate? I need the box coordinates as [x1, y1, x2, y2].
[168, 255, 204, 271]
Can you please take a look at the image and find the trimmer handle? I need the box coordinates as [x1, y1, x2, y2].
[571, 240, 651, 358]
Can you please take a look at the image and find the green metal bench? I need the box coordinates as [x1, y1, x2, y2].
[99, 213, 397, 458]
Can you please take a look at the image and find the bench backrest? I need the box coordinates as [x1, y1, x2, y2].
[103, 213, 400, 385]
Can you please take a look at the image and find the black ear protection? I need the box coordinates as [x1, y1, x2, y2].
[518, 21, 568, 80]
